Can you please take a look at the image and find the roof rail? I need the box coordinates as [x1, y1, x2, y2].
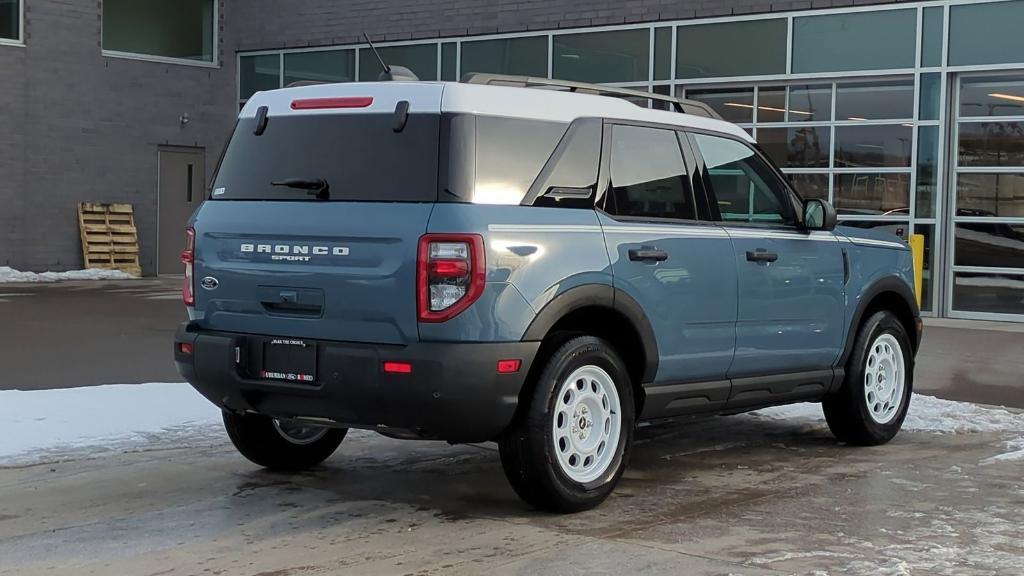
[460, 73, 721, 120]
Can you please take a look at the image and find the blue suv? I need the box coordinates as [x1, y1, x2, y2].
[174, 75, 922, 512]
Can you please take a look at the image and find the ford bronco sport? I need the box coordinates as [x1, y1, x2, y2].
[175, 74, 922, 512]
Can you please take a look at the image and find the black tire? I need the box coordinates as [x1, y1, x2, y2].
[823, 310, 914, 446]
[223, 411, 346, 471]
[499, 336, 635, 513]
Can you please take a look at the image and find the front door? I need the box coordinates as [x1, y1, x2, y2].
[600, 123, 738, 417]
[689, 132, 846, 385]
[158, 147, 205, 275]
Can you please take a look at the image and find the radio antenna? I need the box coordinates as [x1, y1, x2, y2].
[363, 33, 390, 75]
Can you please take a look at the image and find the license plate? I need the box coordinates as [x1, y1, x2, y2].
[260, 338, 316, 383]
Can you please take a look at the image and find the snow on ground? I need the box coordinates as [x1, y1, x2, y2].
[0, 266, 135, 283]
[0, 383, 223, 467]
[0, 383, 1022, 468]
[751, 393, 1024, 434]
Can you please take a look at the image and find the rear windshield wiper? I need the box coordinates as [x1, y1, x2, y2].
[271, 178, 330, 200]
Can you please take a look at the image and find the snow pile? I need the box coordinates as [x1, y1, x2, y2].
[0, 383, 223, 467]
[0, 266, 136, 283]
[750, 393, 1024, 434]
[1, 384, 1022, 468]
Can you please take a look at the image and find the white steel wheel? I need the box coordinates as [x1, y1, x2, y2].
[863, 333, 906, 425]
[551, 364, 622, 484]
[273, 419, 330, 445]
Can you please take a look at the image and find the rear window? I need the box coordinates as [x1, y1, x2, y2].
[211, 113, 439, 201]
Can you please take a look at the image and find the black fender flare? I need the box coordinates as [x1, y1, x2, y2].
[522, 284, 659, 383]
[839, 275, 921, 367]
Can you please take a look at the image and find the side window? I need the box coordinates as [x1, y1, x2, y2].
[608, 125, 696, 220]
[692, 133, 796, 225]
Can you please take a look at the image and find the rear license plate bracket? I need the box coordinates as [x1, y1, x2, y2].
[259, 338, 317, 384]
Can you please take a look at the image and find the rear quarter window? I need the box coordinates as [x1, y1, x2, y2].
[471, 116, 568, 204]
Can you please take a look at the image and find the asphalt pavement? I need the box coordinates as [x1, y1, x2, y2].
[0, 278, 185, 389]
[1, 278, 1021, 409]
[1, 412, 1020, 575]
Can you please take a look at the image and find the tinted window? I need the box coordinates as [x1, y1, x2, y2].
[693, 134, 795, 224]
[474, 117, 567, 205]
[958, 122, 1024, 167]
[834, 125, 913, 168]
[608, 126, 694, 220]
[676, 19, 787, 79]
[788, 84, 832, 122]
[531, 120, 601, 207]
[949, 1, 1024, 66]
[1, 0, 18, 40]
[211, 113, 439, 202]
[792, 10, 916, 73]
[921, 6, 944, 67]
[957, 173, 1024, 217]
[239, 54, 280, 100]
[684, 88, 754, 124]
[553, 29, 649, 83]
[757, 126, 831, 168]
[836, 81, 914, 120]
[357, 44, 437, 81]
[441, 42, 457, 81]
[283, 50, 355, 85]
[103, 0, 214, 61]
[461, 36, 548, 77]
[960, 76, 1024, 117]
[917, 125, 940, 217]
[834, 173, 910, 216]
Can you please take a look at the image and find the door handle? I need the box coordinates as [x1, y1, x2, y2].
[746, 249, 779, 263]
[629, 248, 669, 262]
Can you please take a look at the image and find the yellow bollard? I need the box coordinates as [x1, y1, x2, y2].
[909, 234, 924, 308]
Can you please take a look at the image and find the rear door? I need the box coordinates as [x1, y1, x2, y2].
[599, 123, 737, 417]
[688, 132, 845, 393]
[191, 84, 444, 345]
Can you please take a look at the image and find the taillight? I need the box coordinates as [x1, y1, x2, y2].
[417, 234, 485, 322]
[182, 227, 195, 307]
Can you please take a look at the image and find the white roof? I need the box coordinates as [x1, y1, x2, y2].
[240, 81, 753, 143]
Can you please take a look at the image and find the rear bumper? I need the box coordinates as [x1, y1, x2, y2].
[174, 323, 539, 443]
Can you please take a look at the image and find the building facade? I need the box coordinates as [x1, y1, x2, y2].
[2, 0, 1024, 321]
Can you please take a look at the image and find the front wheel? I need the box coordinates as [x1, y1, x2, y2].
[823, 310, 914, 446]
[223, 411, 347, 471]
[499, 336, 635, 513]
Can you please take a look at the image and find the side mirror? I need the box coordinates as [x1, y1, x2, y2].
[803, 198, 837, 231]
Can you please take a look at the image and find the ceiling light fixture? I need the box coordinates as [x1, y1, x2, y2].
[722, 102, 814, 116]
[988, 92, 1024, 103]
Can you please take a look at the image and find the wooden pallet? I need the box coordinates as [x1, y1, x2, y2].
[78, 202, 142, 276]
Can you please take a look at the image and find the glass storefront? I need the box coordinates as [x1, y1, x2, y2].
[237, 0, 1024, 320]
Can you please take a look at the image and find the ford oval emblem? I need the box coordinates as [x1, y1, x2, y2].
[200, 276, 219, 290]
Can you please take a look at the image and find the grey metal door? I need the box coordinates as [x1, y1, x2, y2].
[158, 147, 204, 275]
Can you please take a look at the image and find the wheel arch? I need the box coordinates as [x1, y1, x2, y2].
[840, 276, 921, 368]
[522, 284, 659, 413]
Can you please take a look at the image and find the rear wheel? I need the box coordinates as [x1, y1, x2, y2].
[223, 411, 346, 471]
[823, 310, 914, 446]
[499, 336, 634, 513]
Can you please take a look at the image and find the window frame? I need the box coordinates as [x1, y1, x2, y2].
[0, 0, 24, 46]
[685, 128, 806, 229]
[100, 0, 219, 68]
[596, 119, 711, 225]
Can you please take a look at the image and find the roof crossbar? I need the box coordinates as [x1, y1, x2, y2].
[460, 73, 721, 120]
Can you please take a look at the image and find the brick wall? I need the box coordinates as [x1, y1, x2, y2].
[231, 0, 910, 51]
[0, 0, 236, 273]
